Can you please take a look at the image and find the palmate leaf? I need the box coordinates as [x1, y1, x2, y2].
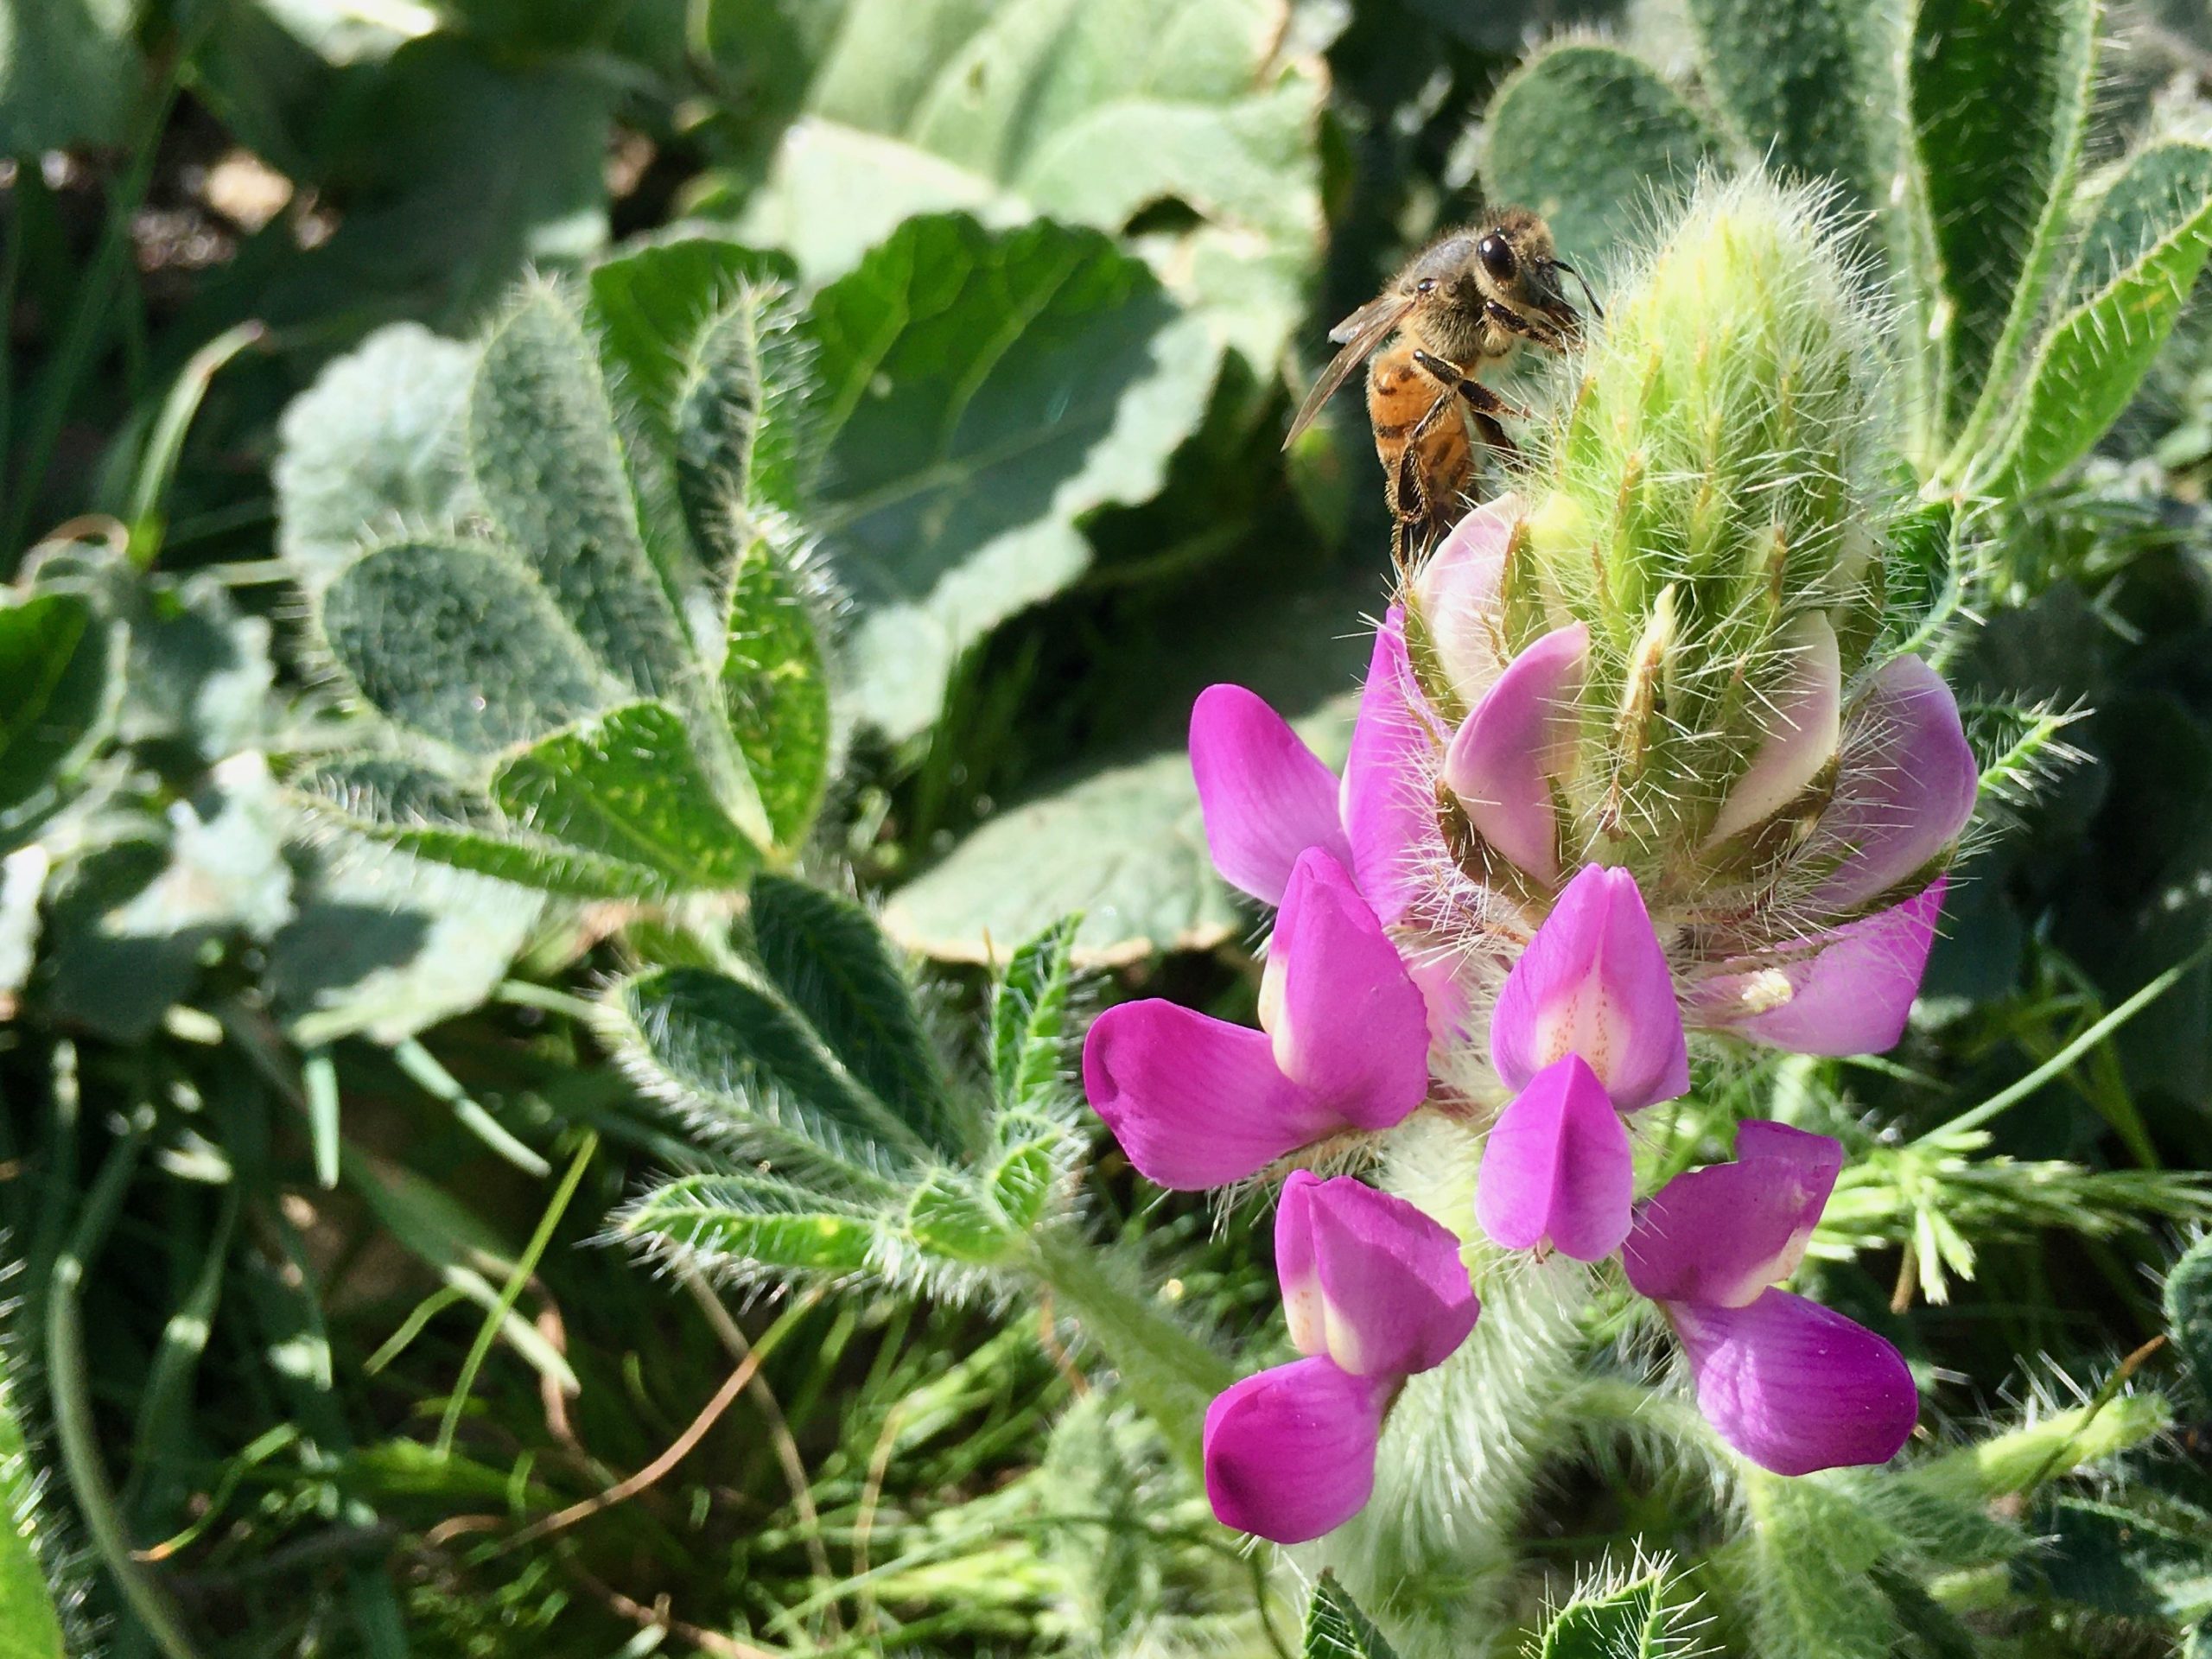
[803, 214, 1216, 738]
[1991, 141, 2212, 491]
[1482, 43, 1721, 268]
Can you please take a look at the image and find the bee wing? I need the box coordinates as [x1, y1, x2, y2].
[1283, 293, 1415, 449]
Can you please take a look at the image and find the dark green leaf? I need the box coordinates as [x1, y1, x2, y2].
[0, 1337, 68, 1658]
[677, 286, 813, 550]
[317, 536, 610, 754]
[0, 0, 135, 155]
[1994, 142, 2212, 489]
[1535, 1565, 1691, 1658]
[618, 1173, 890, 1279]
[748, 874, 959, 1152]
[2167, 1231, 2212, 1390]
[1688, 0, 1897, 207]
[721, 533, 830, 848]
[990, 914, 1082, 1109]
[1305, 1573, 1400, 1659]
[0, 593, 108, 834]
[1483, 43, 1721, 267]
[2031, 1495, 2212, 1623]
[491, 701, 760, 893]
[468, 285, 692, 698]
[803, 213, 1216, 738]
[611, 963, 929, 1187]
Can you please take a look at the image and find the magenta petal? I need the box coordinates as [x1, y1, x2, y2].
[1700, 880, 1948, 1057]
[1440, 621, 1588, 883]
[1475, 1054, 1635, 1262]
[1811, 656, 1977, 911]
[1707, 613, 1842, 846]
[1412, 494, 1519, 709]
[1259, 850, 1431, 1125]
[1084, 1001, 1338, 1190]
[1624, 1121, 1843, 1306]
[1343, 609, 1442, 925]
[1673, 1289, 1918, 1475]
[1190, 684, 1353, 906]
[1203, 1357, 1391, 1542]
[1491, 864, 1689, 1111]
[1276, 1171, 1478, 1377]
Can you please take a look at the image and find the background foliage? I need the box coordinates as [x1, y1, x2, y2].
[4, 0, 2212, 1655]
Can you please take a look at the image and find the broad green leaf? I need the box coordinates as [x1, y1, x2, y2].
[293, 757, 670, 901]
[804, 214, 1215, 738]
[721, 533, 830, 847]
[1688, 0, 1897, 207]
[1483, 43, 1721, 267]
[1536, 1564, 1694, 1658]
[1305, 1573, 1400, 1659]
[491, 701, 760, 893]
[0, 1338, 67, 1659]
[2036, 1495, 2212, 1623]
[0, 0, 134, 155]
[611, 964, 929, 1186]
[468, 285, 691, 697]
[317, 535, 610, 754]
[2166, 1230, 2212, 1389]
[885, 744, 1240, 965]
[990, 914, 1082, 1107]
[619, 1172, 889, 1278]
[588, 239, 797, 448]
[748, 874, 960, 1151]
[274, 322, 479, 588]
[1992, 142, 2212, 490]
[678, 288, 813, 547]
[1908, 0, 2099, 436]
[905, 1169, 1016, 1264]
[0, 592, 108, 833]
[734, 0, 1325, 365]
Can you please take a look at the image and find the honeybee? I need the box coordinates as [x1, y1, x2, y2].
[1287, 210, 1598, 564]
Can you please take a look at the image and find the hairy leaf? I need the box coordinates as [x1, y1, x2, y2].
[905, 1170, 1017, 1264]
[1537, 1563, 1701, 1658]
[1483, 43, 1720, 266]
[2167, 1230, 2212, 1391]
[990, 913, 1082, 1109]
[1306, 1573, 1401, 1659]
[721, 534, 830, 848]
[804, 214, 1215, 737]
[491, 701, 760, 893]
[619, 1173, 890, 1279]
[1688, 0, 1897, 207]
[0, 1333, 68, 1658]
[317, 536, 609, 754]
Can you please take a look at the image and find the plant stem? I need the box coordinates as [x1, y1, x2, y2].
[1030, 1229, 1234, 1480]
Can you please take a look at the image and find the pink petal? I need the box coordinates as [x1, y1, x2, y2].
[1440, 621, 1588, 883]
[1624, 1121, 1843, 1307]
[1693, 880, 1947, 1057]
[1258, 850, 1431, 1122]
[1809, 656, 1977, 912]
[1343, 609, 1442, 926]
[1474, 1054, 1635, 1262]
[1706, 613, 1843, 846]
[1083, 1001, 1343, 1190]
[1190, 684, 1352, 906]
[1490, 864, 1689, 1111]
[1673, 1289, 1918, 1475]
[1203, 1357, 1392, 1542]
[1412, 494, 1520, 709]
[1276, 1171, 1478, 1377]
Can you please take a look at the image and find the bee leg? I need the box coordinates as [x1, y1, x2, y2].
[1387, 443, 1430, 575]
[1483, 300, 1567, 353]
[1471, 409, 1522, 470]
[1409, 350, 1530, 422]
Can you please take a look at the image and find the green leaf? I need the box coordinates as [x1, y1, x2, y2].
[803, 213, 1216, 738]
[1536, 1563, 1697, 1659]
[318, 535, 610, 754]
[990, 913, 1082, 1108]
[491, 701, 760, 893]
[1738, 1471, 1898, 1659]
[274, 322, 479, 588]
[467, 284, 691, 698]
[1305, 1573, 1401, 1659]
[734, 0, 1325, 365]
[293, 757, 671, 901]
[0, 1337, 68, 1659]
[1482, 43, 1721, 267]
[1687, 0, 1897, 207]
[905, 1169, 1016, 1264]
[1992, 142, 2212, 490]
[1908, 0, 2099, 436]
[748, 874, 960, 1152]
[2033, 1494, 2212, 1624]
[0, 592, 109, 836]
[721, 532, 830, 848]
[982, 1121, 1063, 1232]
[2165, 1231, 2212, 1389]
[678, 287, 814, 546]
[0, 0, 135, 155]
[610, 963, 929, 1187]
[618, 1172, 890, 1279]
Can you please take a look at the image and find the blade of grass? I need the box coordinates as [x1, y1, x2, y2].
[392, 1037, 551, 1178]
[123, 321, 265, 568]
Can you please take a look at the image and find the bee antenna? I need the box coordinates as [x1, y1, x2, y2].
[1555, 261, 1603, 320]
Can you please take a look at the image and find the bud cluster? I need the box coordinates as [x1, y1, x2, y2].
[1079, 177, 1976, 1543]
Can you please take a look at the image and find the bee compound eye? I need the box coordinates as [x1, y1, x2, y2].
[1478, 234, 1516, 281]
[1415, 276, 1437, 295]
